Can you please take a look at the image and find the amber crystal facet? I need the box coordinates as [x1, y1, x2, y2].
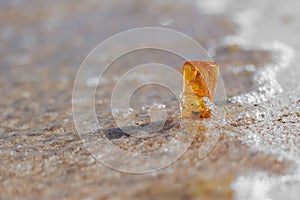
[181, 61, 219, 118]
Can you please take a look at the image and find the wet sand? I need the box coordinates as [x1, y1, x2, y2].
[0, 0, 299, 199]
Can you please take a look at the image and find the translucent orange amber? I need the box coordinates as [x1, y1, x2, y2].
[181, 61, 219, 118]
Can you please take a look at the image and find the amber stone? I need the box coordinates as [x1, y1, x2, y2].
[181, 61, 219, 118]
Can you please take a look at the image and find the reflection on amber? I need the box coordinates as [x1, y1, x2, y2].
[181, 61, 219, 118]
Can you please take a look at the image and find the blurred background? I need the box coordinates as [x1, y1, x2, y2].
[0, 0, 299, 199]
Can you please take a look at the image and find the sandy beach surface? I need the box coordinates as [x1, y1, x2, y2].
[0, 0, 299, 199]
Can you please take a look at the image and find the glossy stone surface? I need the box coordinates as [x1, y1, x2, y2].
[181, 61, 219, 118]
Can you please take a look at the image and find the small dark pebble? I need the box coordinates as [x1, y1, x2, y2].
[105, 128, 129, 139]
